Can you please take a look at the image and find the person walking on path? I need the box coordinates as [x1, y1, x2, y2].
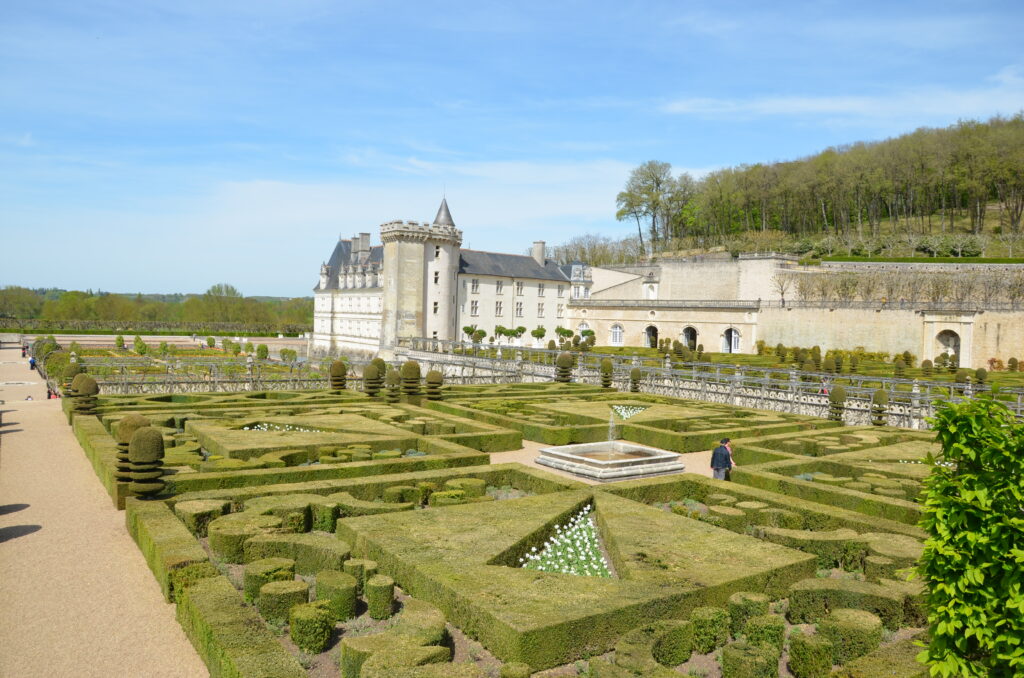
[710, 437, 735, 481]
[28, 356, 36, 371]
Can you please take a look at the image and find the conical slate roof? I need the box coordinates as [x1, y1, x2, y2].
[433, 198, 455, 227]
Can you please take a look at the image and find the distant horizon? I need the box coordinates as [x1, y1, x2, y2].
[3, 1, 1022, 296]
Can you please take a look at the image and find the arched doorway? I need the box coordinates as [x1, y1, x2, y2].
[936, 330, 960, 357]
[722, 328, 740, 353]
[682, 327, 697, 350]
[645, 325, 659, 348]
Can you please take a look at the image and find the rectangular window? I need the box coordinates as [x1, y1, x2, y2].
[434, 246, 441, 259]
[557, 285, 564, 298]
[584, 287, 590, 298]
[572, 286, 581, 299]
[495, 301, 503, 316]
[470, 300, 479, 316]
[495, 280, 503, 294]
[515, 302, 523, 317]
[538, 283, 545, 297]
[556, 304, 564, 318]
[515, 281, 524, 296]
[433, 271, 439, 284]
[432, 301, 438, 315]
[537, 303, 544, 317]
[471, 279, 479, 293]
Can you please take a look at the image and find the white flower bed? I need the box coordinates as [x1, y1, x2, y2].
[520, 505, 612, 577]
[240, 422, 323, 432]
[611, 404, 648, 420]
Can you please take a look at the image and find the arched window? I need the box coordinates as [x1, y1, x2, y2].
[610, 324, 624, 346]
[722, 328, 740, 353]
[645, 325, 659, 348]
[577, 322, 590, 333]
[682, 327, 697, 350]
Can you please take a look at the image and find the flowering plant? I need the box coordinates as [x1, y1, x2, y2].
[519, 505, 612, 577]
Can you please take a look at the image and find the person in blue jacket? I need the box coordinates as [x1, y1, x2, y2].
[710, 438, 734, 481]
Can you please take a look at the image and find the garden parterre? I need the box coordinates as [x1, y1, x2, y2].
[64, 377, 937, 677]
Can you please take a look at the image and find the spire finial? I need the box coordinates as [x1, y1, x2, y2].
[433, 197, 455, 227]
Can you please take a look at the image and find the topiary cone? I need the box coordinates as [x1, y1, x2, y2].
[128, 426, 165, 497]
[362, 364, 381, 397]
[115, 414, 151, 482]
[425, 370, 444, 400]
[329, 360, 347, 390]
[400, 360, 421, 396]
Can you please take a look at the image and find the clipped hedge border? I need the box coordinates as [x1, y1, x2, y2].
[176, 575, 306, 678]
[124, 497, 213, 602]
[73, 416, 129, 508]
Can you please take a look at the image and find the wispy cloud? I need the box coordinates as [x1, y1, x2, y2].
[661, 66, 1024, 123]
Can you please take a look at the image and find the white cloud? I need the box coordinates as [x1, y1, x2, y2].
[662, 66, 1024, 124]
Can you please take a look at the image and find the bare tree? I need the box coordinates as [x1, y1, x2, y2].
[771, 273, 793, 304]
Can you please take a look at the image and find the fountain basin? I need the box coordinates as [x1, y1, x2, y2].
[537, 441, 685, 482]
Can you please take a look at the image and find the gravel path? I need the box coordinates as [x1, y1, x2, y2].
[0, 346, 207, 678]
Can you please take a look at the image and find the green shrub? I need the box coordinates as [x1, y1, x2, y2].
[115, 334, 125, 349]
[244, 532, 352, 575]
[547, 339, 556, 350]
[256, 343, 269, 359]
[243, 557, 295, 602]
[444, 478, 486, 498]
[974, 367, 987, 384]
[893, 357, 905, 377]
[629, 367, 641, 392]
[721, 641, 778, 678]
[614, 620, 694, 674]
[1008, 356, 1018, 372]
[206, 336, 215, 347]
[600, 358, 614, 388]
[425, 370, 444, 400]
[173, 499, 229, 537]
[870, 390, 888, 426]
[691, 606, 730, 653]
[918, 395, 1024, 676]
[206, 513, 282, 563]
[743, 614, 784, 651]
[385, 367, 401, 403]
[555, 352, 573, 382]
[289, 601, 333, 653]
[315, 569, 358, 621]
[257, 579, 309, 624]
[921, 359, 933, 377]
[728, 591, 769, 635]
[342, 558, 377, 595]
[787, 631, 833, 678]
[499, 663, 532, 678]
[786, 578, 904, 629]
[401, 360, 422, 396]
[128, 426, 165, 497]
[363, 364, 382, 397]
[818, 608, 882, 663]
[114, 413, 151, 483]
[428, 489, 467, 507]
[71, 374, 100, 414]
[954, 368, 970, 383]
[330, 360, 348, 390]
[828, 386, 846, 422]
[366, 574, 395, 619]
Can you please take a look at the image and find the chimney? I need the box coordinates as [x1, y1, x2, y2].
[531, 241, 546, 266]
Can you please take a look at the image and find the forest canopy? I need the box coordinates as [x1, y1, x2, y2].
[554, 114, 1024, 265]
[0, 284, 312, 327]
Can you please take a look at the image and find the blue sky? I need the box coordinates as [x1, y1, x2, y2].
[2, 0, 1022, 297]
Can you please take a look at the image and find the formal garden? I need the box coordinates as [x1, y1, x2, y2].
[56, 356, 1020, 678]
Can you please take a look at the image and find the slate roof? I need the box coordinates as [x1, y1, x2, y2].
[458, 249, 570, 281]
[434, 198, 455, 227]
[316, 240, 383, 290]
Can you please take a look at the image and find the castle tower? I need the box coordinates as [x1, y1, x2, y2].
[380, 199, 462, 349]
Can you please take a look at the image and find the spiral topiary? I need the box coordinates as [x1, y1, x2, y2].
[629, 367, 641, 393]
[384, 368, 401, 403]
[554, 352, 573, 383]
[599, 358, 614, 389]
[128, 426, 165, 497]
[425, 370, 444, 400]
[115, 413, 151, 483]
[827, 386, 846, 423]
[329, 360, 347, 391]
[400, 360, 421, 396]
[870, 389, 888, 427]
[72, 375, 100, 415]
[362, 364, 382, 397]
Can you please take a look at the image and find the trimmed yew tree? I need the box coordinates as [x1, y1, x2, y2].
[115, 414, 152, 483]
[918, 395, 1024, 677]
[329, 360, 347, 391]
[599, 359, 614, 389]
[128, 426, 165, 497]
[554, 352, 573, 383]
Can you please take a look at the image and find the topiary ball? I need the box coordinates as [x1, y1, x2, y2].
[385, 368, 400, 386]
[555, 352, 574, 369]
[75, 375, 99, 396]
[362, 364, 379, 382]
[600, 358, 613, 374]
[400, 360, 421, 380]
[129, 427, 165, 464]
[116, 413, 152, 445]
[425, 370, 443, 385]
[828, 385, 847, 404]
[330, 360, 347, 377]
